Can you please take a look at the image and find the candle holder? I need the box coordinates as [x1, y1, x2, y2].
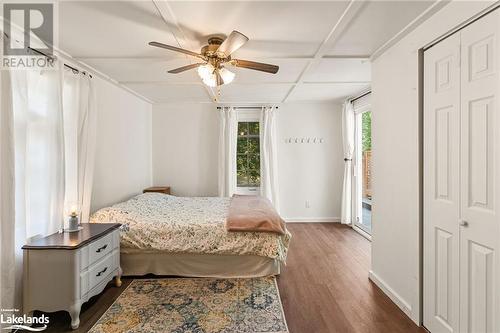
[64, 205, 83, 233]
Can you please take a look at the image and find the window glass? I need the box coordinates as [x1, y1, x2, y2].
[236, 121, 260, 187]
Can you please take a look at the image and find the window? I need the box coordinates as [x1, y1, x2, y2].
[353, 103, 372, 237]
[236, 121, 260, 189]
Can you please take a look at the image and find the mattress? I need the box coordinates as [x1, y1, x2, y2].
[90, 193, 291, 262]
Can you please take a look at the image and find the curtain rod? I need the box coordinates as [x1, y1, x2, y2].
[27, 46, 93, 78]
[216, 106, 279, 110]
[350, 90, 371, 103]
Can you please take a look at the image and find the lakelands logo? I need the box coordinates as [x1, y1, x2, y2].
[1, 311, 49, 331]
[2, 3, 56, 69]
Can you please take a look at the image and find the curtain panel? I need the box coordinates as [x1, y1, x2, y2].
[260, 106, 280, 211]
[0, 47, 97, 311]
[0, 60, 17, 319]
[63, 70, 97, 223]
[341, 100, 355, 224]
[218, 106, 237, 197]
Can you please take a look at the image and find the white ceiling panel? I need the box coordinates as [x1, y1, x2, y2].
[217, 84, 292, 103]
[82, 58, 201, 83]
[59, 1, 179, 58]
[303, 58, 371, 83]
[168, 1, 350, 58]
[57, 0, 441, 103]
[328, 1, 435, 56]
[124, 83, 209, 103]
[286, 83, 369, 103]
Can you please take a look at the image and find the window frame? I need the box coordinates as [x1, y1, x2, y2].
[352, 103, 372, 240]
[235, 110, 261, 195]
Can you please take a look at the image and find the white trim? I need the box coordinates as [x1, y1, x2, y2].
[423, 1, 500, 50]
[236, 110, 261, 122]
[151, 0, 215, 102]
[283, 217, 340, 223]
[282, 0, 366, 103]
[235, 187, 260, 195]
[370, 0, 450, 61]
[352, 225, 371, 241]
[368, 270, 414, 321]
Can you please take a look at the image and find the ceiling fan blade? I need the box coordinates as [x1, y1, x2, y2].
[217, 31, 249, 56]
[149, 41, 205, 60]
[168, 63, 205, 74]
[232, 59, 279, 74]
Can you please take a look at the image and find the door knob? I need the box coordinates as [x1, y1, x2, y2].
[459, 220, 469, 227]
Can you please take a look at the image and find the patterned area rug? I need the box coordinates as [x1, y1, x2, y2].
[89, 277, 288, 333]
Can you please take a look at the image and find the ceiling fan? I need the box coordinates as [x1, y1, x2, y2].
[149, 30, 279, 87]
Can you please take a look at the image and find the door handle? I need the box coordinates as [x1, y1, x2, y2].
[459, 220, 469, 227]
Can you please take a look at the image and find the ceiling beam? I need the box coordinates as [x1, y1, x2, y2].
[281, 0, 366, 103]
[151, 0, 216, 102]
[120, 80, 371, 86]
[73, 55, 371, 61]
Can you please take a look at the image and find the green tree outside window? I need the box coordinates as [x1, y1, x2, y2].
[362, 111, 371, 152]
[237, 122, 260, 187]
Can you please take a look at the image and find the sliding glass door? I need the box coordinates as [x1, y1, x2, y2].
[353, 108, 372, 235]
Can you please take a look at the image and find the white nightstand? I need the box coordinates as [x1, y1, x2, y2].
[22, 223, 122, 329]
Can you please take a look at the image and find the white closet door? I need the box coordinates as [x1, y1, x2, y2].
[424, 33, 461, 333]
[459, 10, 500, 333]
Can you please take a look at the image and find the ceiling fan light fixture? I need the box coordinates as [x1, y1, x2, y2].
[219, 67, 235, 85]
[202, 74, 217, 87]
[150, 30, 278, 90]
[197, 63, 215, 81]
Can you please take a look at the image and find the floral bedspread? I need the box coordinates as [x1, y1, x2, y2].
[90, 193, 290, 262]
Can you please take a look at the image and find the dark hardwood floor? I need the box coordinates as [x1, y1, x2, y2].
[277, 223, 424, 333]
[41, 223, 424, 333]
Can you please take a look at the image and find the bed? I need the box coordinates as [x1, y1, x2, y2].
[90, 193, 291, 278]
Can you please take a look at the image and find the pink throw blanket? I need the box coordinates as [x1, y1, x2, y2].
[226, 195, 286, 235]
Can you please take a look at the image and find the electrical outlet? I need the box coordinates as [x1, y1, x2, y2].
[305, 200, 310, 208]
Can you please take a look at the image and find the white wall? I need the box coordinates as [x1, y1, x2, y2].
[277, 103, 343, 221]
[152, 103, 219, 197]
[152, 102, 344, 220]
[91, 78, 152, 212]
[370, 0, 496, 324]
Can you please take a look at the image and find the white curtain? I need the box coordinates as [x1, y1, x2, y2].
[260, 106, 280, 210]
[218, 106, 237, 197]
[13, 66, 66, 239]
[341, 100, 355, 224]
[1, 64, 66, 311]
[0, 45, 97, 310]
[0, 60, 17, 316]
[63, 70, 97, 223]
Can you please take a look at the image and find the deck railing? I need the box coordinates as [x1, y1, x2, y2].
[363, 150, 372, 199]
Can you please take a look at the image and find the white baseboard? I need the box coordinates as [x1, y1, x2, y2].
[283, 217, 341, 223]
[368, 270, 413, 320]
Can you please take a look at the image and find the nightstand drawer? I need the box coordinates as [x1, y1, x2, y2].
[88, 253, 114, 291]
[88, 233, 113, 264]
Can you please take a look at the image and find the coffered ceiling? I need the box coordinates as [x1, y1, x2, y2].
[59, 0, 440, 104]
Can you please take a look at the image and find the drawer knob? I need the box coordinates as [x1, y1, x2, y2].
[96, 267, 108, 277]
[96, 244, 108, 253]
